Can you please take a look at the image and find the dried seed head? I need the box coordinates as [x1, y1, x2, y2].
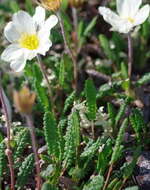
[38, 0, 62, 11]
[13, 86, 36, 114]
[69, 0, 85, 8]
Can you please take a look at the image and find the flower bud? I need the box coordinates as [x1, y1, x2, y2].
[69, 0, 85, 8]
[39, 0, 62, 11]
[13, 86, 36, 114]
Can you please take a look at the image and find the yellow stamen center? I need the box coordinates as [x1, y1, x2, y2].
[127, 17, 135, 23]
[19, 34, 39, 50]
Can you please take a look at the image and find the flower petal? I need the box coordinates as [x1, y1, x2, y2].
[1, 44, 23, 62]
[33, 6, 46, 27]
[4, 22, 20, 42]
[10, 54, 27, 72]
[99, 6, 133, 33]
[99, 7, 121, 25]
[25, 49, 38, 60]
[44, 15, 58, 31]
[12, 11, 36, 34]
[134, 5, 150, 26]
[117, 0, 142, 18]
[37, 39, 52, 56]
[37, 29, 52, 56]
[111, 21, 133, 33]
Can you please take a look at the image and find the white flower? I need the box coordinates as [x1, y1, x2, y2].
[1, 6, 58, 72]
[99, 0, 150, 34]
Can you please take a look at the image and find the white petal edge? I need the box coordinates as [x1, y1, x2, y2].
[37, 15, 58, 43]
[37, 39, 52, 56]
[99, 7, 124, 30]
[10, 54, 27, 72]
[117, 0, 142, 18]
[99, 7, 121, 23]
[4, 22, 20, 43]
[134, 5, 150, 26]
[12, 11, 36, 34]
[44, 15, 58, 31]
[33, 6, 46, 27]
[1, 44, 23, 62]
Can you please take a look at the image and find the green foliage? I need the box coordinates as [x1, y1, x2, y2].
[121, 146, 141, 179]
[85, 79, 97, 120]
[14, 128, 29, 163]
[121, 62, 128, 79]
[110, 119, 128, 164]
[112, 180, 122, 190]
[130, 109, 146, 142]
[42, 183, 58, 190]
[83, 175, 104, 190]
[125, 186, 139, 190]
[33, 64, 50, 110]
[25, 0, 34, 14]
[107, 103, 116, 127]
[78, 16, 97, 49]
[97, 138, 113, 175]
[136, 72, 150, 86]
[44, 111, 60, 159]
[81, 138, 101, 159]
[63, 91, 76, 114]
[59, 55, 65, 87]
[84, 17, 98, 37]
[16, 154, 34, 189]
[106, 178, 119, 190]
[0, 142, 6, 178]
[99, 34, 115, 61]
[115, 98, 129, 125]
[63, 112, 80, 168]
[9, 0, 20, 13]
[97, 81, 122, 99]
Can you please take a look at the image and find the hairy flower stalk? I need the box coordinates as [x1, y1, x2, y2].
[0, 84, 15, 190]
[25, 114, 42, 190]
[13, 86, 41, 190]
[72, 7, 78, 41]
[128, 33, 133, 78]
[37, 54, 54, 105]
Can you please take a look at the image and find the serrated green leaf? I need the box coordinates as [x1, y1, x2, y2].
[83, 175, 104, 190]
[43, 112, 60, 159]
[59, 55, 65, 87]
[16, 154, 34, 189]
[110, 119, 128, 164]
[63, 91, 76, 114]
